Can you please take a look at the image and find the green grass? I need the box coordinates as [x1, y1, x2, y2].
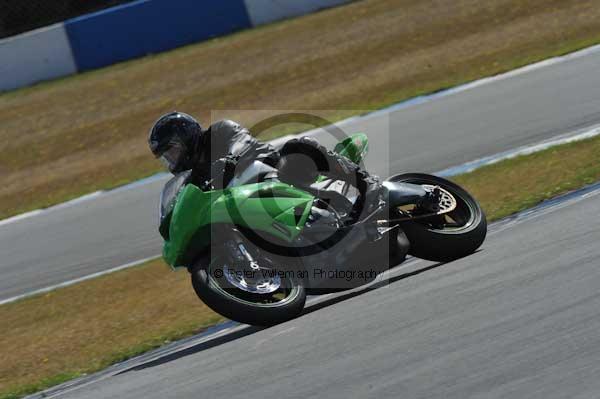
[0, 373, 82, 399]
[454, 135, 600, 221]
[0, 259, 226, 399]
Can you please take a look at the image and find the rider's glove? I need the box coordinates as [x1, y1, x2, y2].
[210, 155, 239, 189]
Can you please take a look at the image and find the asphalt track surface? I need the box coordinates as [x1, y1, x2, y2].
[40, 183, 600, 399]
[2, 48, 600, 300]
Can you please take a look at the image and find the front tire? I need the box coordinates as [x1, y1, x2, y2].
[191, 257, 306, 326]
[387, 173, 487, 262]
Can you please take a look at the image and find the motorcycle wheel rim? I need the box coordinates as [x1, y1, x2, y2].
[207, 259, 301, 308]
[397, 180, 478, 233]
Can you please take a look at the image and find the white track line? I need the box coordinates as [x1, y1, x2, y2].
[3, 120, 599, 305]
[436, 124, 600, 177]
[25, 181, 600, 399]
[4, 44, 600, 304]
[3, 43, 600, 227]
[3, 121, 600, 305]
[0, 255, 160, 306]
[0, 191, 104, 227]
[0, 209, 44, 227]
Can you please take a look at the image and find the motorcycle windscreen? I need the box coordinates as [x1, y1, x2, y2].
[159, 170, 191, 239]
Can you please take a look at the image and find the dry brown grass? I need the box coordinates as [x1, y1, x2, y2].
[1, 0, 600, 218]
[454, 135, 600, 219]
[0, 259, 224, 398]
[1, 134, 600, 398]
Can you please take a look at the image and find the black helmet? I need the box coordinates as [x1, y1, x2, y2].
[148, 111, 203, 173]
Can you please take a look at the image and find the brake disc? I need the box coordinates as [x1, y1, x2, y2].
[421, 184, 457, 215]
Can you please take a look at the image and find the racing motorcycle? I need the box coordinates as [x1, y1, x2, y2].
[158, 133, 487, 325]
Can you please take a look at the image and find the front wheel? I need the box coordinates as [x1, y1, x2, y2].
[190, 252, 306, 326]
[387, 173, 487, 262]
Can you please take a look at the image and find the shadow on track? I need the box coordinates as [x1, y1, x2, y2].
[118, 324, 265, 373]
[122, 261, 446, 373]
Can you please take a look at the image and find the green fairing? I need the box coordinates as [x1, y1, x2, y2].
[163, 133, 368, 268]
[317, 133, 369, 182]
[333, 132, 369, 164]
[163, 182, 314, 268]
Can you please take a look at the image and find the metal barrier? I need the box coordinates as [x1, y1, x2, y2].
[0, 0, 354, 91]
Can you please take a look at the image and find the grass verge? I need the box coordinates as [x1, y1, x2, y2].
[2, 134, 600, 398]
[2, 0, 600, 219]
[453, 135, 600, 220]
[0, 260, 225, 399]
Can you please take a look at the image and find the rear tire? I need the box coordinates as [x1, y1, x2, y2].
[387, 173, 487, 262]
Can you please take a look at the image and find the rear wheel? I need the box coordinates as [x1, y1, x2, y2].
[387, 173, 487, 262]
[190, 235, 306, 326]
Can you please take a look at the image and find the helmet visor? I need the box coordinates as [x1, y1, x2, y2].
[159, 140, 186, 173]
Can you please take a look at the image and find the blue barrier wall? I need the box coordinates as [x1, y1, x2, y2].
[65, 0, 251, 71]
[1, 0, 354, 91]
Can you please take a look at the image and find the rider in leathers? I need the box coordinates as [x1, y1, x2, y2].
[148, 112, 382, 220]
